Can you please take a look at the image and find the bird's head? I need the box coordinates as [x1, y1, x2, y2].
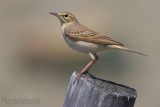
[50, 11, 78, 25]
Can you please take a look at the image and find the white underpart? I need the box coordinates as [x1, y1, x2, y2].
[63, 35, 106, 53]
[61, 23, 107, 53]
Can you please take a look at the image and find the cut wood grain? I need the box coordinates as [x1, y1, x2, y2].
[63, 72, 137, 107]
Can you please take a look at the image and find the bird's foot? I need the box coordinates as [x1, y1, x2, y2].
[73, 70, 93, 83]
[73, 72, 82, 83]
[81, 73, 91, 78]
[85, 72, 96, 78]
[83, 70, 96, 78]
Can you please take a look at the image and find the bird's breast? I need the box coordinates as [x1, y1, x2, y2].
[61, 24, 107, 53]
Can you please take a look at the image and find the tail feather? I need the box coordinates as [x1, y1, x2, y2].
[108, 45, 148, 56]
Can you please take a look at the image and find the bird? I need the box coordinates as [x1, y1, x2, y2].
[49, 11, 147, 83]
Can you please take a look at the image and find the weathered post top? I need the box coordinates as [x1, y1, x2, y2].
[63, 72, 137, 107]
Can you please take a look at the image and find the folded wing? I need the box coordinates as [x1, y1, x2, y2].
[64, 24, 124, 47]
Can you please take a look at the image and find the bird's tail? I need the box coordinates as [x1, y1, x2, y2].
[108, 45, 148, 56]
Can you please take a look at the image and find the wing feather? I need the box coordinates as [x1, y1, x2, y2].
[64, 24, 124, 46]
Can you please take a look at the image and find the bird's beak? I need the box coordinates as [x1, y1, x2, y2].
[49, 12, 58, 17]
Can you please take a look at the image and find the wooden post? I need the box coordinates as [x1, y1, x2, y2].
[63, 72, 137, 107]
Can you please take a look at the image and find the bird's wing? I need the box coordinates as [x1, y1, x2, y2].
[64, 24, 124, 46]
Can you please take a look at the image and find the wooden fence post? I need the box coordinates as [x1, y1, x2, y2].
[63, 72, 137, 107]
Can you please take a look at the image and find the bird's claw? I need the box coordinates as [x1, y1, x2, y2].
[73, 71, 93, 84]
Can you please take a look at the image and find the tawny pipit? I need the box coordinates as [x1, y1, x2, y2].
[50, 11, 147, 82]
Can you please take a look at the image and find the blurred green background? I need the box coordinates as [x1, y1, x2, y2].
[0, 0, 159, 107]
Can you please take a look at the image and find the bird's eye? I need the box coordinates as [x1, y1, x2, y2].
[64, 14, 69, 18]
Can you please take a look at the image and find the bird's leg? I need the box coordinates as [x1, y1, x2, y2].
[74, 53, 98, 83]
